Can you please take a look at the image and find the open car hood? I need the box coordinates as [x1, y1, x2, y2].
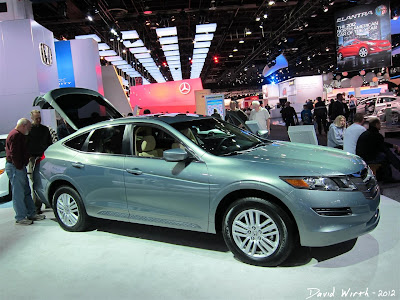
[33, 88, 123, 131]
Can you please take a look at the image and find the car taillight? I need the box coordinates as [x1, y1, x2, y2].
[39, 153, 46, 162]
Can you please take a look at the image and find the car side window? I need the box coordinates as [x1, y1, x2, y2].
[64, 132, 90, 151]
[134, 125, 180, 158]
[87, 125, 125, 154]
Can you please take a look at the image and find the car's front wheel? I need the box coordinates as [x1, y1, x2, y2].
[222, 197, 295, 266]
[53, 186, 90, 232]
[359, 47, 368, 58]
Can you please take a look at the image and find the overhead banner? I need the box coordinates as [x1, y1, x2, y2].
[335, 1, 392, 72]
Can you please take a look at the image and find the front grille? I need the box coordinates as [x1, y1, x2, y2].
[350, 168, 379, 199]
[313, 207, 352, 216]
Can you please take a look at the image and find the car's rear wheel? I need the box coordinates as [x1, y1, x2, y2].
[53, 186, 90, 232]
[359, 47, 368, 58]
[222, 197, 295, 266]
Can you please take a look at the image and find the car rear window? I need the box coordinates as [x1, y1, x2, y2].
[64, 132, 90, 151]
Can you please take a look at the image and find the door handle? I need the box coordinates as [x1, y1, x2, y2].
[72, 162, 84, 168]
[126, 168, 143, 175]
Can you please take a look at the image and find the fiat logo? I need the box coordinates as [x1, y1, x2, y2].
[179, 82, 191, 95]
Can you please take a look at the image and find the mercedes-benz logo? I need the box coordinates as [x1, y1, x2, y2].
[179, 82, 191, 95]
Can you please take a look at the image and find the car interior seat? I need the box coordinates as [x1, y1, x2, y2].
[139, 135, 163, 157]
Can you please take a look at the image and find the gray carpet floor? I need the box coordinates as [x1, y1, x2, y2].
[0, 195, 399, 300]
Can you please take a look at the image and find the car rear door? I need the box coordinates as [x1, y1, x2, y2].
[70, 124, 129, 220]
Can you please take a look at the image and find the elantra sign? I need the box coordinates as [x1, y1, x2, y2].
[335, 0, 392, 72]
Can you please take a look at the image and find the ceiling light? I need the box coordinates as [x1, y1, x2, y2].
[268, 0, 275, 5]
[194, 41, 211, 48]
[245, 28, 252, 35]
[326, 47, 329, 51]
[134, 53, 151, 59]
[193, 48, 209, 54]
[259, 24, 263, 28]
[99, 50, 117, 56]
[75, 34, 101, 42]
[159, 36, 178, 45]
[323, 6, 328, 12]
[111, 60, 128, 66]
[229, 54, 233, 58]
[233, 48, 238, 52]
[162, 44, 179, 51]
[87, 15, 93, 21]
[195, 34, 214, 41]
[105, 56, 123, 62]
[164, 50, 180, 56]
[256, 17, 261, 21]
[193, 54, 207, 59]
[98, 43, 110, 51]
[239, 39, 244, 44]
[121, 30, 139, 40]
[129, 47, 149, 54]
[143, 10, 152, 15]
[156, 27, 177, 37]
[196, 23, 217, 33]
[123, 40, 144, 48]
[263, 13, 268, 18]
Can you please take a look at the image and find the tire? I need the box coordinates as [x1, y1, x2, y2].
[222, 197, 295, 267]
[53, 186, 90, 232]
[359, 47, 368, 58]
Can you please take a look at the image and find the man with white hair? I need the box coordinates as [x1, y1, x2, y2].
[249, 101, 270, 133]
[5, 118, 45, 225]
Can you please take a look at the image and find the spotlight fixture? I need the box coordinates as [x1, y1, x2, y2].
[263, 13, 268, 19]
[239, 39, 244, 44]
[325, 46, 329, 51]
[255, 17, 261, 21]
[323, 6, 328, 12]
[229, 54, 233, 58]
[259, 23, 263, 29]
[245, 28, 252, 35]
[87, 15, 93, 21]
[233, 48, 238, 52]
[268, 0, 275, 5]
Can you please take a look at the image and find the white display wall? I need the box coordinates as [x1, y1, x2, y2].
[0, 19, 59, 134]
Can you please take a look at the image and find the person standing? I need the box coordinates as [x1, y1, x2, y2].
[281, 102, 298, 129]
[5, 118, 45, 225]
[348, 95, 357, 123]
[301, 104, 313, 125]
[250, 100, 270, 132]
[211, 108, 222, 119]
[314, 97, 328, 134]
[343, 113, 366, 154]
[330, 93, 345, 122]
[28, 110, 53, 214]
[327, 115, 346, 149]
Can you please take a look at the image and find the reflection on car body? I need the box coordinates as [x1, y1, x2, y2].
[33, 88, 380, 267]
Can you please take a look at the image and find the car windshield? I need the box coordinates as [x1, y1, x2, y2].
[171, 118, 270, 156]
[0, 139, 6, 158]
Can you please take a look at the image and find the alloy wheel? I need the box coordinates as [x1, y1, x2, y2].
[231, 209, 280, 258]
[56, 193, 79, 227]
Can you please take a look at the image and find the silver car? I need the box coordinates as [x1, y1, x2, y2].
[34, 88, 380, 267]
[357, 95, 400, 124]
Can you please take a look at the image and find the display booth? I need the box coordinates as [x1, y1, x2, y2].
[130, 78, 203, 114]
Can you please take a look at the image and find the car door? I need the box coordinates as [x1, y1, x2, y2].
[71, 124, 129, 220]
[124, 124, 211, 232]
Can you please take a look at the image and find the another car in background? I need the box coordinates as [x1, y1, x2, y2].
[0, 134, 11, 202]
[337, 38, 391, 60]
[357, 95, 400, 124]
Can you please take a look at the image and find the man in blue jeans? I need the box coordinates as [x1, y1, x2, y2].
[5, 118, 46, 225]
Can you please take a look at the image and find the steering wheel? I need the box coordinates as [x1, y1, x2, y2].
[216, 136, 234, 151]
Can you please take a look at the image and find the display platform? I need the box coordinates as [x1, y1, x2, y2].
[0, 196, 398, 300]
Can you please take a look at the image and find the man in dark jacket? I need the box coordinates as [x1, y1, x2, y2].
[6, 118, 46, 225]
[314, 97, 328, 134]
[28, 110, 53, 213]
[356, 118, 400, 181]
[281, 102, 298, 129]
[330, 93, 345, 122]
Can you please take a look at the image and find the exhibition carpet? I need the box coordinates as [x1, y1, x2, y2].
[0, 196, 399, 300]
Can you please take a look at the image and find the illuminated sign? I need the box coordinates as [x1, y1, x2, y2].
[179, 82, 191, 95]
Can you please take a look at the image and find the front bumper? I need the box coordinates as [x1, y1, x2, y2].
[287, 187, 380, 247]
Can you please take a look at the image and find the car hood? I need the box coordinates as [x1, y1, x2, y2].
[33, 88, 123, 131]
[233, 141, 365, 175]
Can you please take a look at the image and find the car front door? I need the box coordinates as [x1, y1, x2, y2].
[72, 124, 129, 220]
[124, 124, 211, 232]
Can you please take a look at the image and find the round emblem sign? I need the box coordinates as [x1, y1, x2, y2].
[179, 82, 191, 95]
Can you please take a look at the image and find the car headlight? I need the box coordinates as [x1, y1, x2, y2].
[281, 176, 357, 191]
[366, 41, 375, 46]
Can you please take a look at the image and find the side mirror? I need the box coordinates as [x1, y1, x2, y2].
[163, 148, 188, 162]
[257, 130, 269, 138]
